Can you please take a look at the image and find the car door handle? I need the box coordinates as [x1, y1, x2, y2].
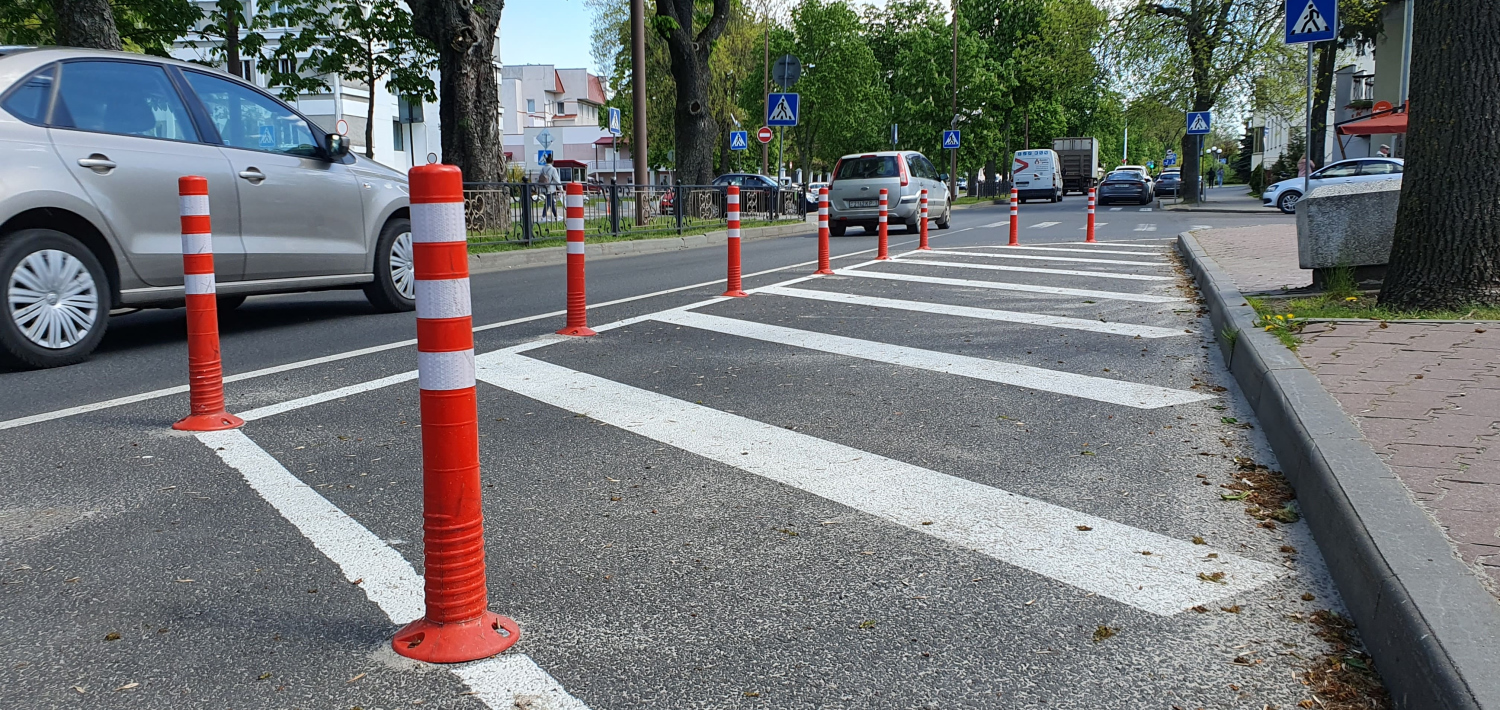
[77, 155, 116, 171]
[238, 169, 266, 182]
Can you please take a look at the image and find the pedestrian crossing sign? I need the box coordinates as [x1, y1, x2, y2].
[729, 130, 749, 151]
[766, 93, 799, 127]
[1186, 111, 1212, 135]
[1285, 0, 1337, 43]
[942, 130, 961, 149]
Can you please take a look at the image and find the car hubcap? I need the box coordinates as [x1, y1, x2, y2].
[8, 249, 99, 349]
[390, 231, 415, 300]
[1282, 194, 1299, 210]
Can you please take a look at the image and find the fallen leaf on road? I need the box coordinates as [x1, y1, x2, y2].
[1221, 605, 1241, 613]
[1076, 525, 1092, 531]
[257, 672, 271, 680]
[1302, 592, 1316, 601]
[175, 579, 194, 583]
[115, 682, 138, 691]
[72, 686, 85, 694]
[347, 673, 366, 683]
[1192, 536, 1206, 545]
[1198, 572, 1226, 584]
[1191, 606, 1209, 613]
[1092, 626, 1116, 643]
[104, 632, 120, 641]
[859, 620, 877, 629]
[744, 691, 761, 697]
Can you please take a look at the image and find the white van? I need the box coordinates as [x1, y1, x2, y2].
[1012, 149, 1063, 202]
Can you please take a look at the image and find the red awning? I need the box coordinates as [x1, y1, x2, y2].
[594, 136, 615, 145]
[554, 159, 588, 168]
[1338, 110, 1408, 135]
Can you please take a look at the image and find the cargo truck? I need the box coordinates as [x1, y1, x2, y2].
[1052, 137, 1100, 195]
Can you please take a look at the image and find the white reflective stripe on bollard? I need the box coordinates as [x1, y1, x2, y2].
[410, 202, 467, 242]
[184, 273, 216, 295]
[566, 242, 586, 254]
[416, 350, 476, 391]
[181, 233, 213, 254]
[414, 278, 473, 320]
[179, 194, 210, 217]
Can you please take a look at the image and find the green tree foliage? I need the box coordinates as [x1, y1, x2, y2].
[267, 0, 437, 158]
[0, 0, 200, 55]
[786, 0, 887, 173]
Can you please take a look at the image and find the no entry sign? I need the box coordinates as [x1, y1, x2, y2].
[757, 126, 773, 144]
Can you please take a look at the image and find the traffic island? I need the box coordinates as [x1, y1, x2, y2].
[1178, 229, 1500, 710]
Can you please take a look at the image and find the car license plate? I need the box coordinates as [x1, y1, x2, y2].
[848, 199, 877, 208]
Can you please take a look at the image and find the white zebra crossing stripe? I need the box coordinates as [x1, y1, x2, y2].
[1134, 224, 1158, 232]
[1139, 207, 1153, 212]
[966, 245, 1160, 257]
[885, 258, 1172, 282]
[902, 249, 1161, 266]
[755, 286, 1187, 338]
[651, 310, 1208, 408]
[1079, 223, 1109, 229]
[1028, 222, 1060, 229]
[1191, 225, 1212, 230]
[832, 269, 1185, 303]
[473, 352, 1274, 616]
[1109, 207, 1122, 211]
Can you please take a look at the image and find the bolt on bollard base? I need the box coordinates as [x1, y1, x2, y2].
[172, 176, 243, 432]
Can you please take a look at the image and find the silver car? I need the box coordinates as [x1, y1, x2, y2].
[0, 47, 414, 369]
[827, 150, 951, 236]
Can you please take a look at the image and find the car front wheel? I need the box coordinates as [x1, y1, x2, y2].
[0, 228, 111, 369]
[1277, 191, 1301, 214]
[364, 217, 416, 313]
[937, 205, 951, 229]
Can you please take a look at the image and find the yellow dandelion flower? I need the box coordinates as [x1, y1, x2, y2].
[1345, 296, 1358, 302]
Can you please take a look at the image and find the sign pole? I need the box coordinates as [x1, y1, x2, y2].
[777, 127, 784, 183]
[1303, 41, 1313, 197]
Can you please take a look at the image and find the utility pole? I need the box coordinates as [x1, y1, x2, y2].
[761, 29, 770, 177]
[630, 0, 649, 215]
[949, 0, 959, 201]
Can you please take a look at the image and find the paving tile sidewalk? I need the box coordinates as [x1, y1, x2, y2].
[1196, 224, 1500, 595]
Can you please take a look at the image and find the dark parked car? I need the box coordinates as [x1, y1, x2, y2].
[1153, 171, 1181, 197]
[1098, 171, 1154, 205]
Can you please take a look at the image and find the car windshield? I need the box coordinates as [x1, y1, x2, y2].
[836, 156, 899, 180]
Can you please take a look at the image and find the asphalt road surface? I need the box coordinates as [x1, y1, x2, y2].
[0, 196, 1343, 709]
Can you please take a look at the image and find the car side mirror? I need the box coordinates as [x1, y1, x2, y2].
[939, 173, 948, 181]
[327, 133, 350, 159]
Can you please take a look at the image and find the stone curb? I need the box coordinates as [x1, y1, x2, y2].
[1176, 231, 1500, 710]
[1161, 204, 1281, 215]
[467, 221, 815, 275]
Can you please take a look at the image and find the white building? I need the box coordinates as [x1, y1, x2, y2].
[499, 64, 638, 183]
[170, 0, 505, 173]
[1250, 47, 1377, 174]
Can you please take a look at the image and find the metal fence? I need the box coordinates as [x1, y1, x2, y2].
[461, 181, 808, 248]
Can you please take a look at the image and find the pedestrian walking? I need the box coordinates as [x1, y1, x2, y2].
[540, 155, 562, 221]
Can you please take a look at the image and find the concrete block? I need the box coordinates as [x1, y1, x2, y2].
[1297, 178, 1403, 269]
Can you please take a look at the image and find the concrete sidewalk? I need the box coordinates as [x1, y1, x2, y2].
[1163, 186, 1278, 214]
[1194, 224, 1500, 594]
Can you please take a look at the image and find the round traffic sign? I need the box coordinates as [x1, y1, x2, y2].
[336, 119, 349, 136]
[757, 126, 773, 144]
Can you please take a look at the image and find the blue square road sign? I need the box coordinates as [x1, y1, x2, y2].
[1186, 111, 1212, 135]
[766, 93, 799, 127]
[729, 131, 749, 151]
[607, 107, 621, 136]
[1285, 0, 1337, 44]
[942, 130, 960, 149]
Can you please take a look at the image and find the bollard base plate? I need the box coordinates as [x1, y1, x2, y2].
[916, 246, 933, 251]
[814, 269, 834, 275]
[720, 289, 749, 298]
[172, 412, 245, 432]
[556, 325, 597, 337]
[392, 611, 520, 664]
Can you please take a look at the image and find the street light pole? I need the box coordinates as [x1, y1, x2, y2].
[630, 0, 649, 203]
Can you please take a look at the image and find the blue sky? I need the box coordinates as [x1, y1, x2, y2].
[500, 0, 599, 72]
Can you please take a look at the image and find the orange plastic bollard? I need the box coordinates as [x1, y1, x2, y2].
[876, 188, 890, 260]
[1008, 188, 1019, 246]
[392, 163, 520, 664]
[556, 182, 596, 336]
[815, 187, 833, 275]
[918, 190, 930, 251]
[1085, 187, 1097, 243]
[722, 185, 747, 297]
[172, 176, 243, 432]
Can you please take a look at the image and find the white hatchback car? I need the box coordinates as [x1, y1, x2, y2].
[1262, 158, 1404, 213]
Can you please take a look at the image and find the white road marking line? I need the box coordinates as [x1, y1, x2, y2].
[903, 249, 1161, 266]
[1028, 221, 1060, 229]
[474, 353, 1275, 615]
[959, 244, 1162, 256]
[197, 429, 589, 709]
[1191, 224, 1212, 230]
[1078, 223, 1109, 229]
[1139, 207, 1153, 212]
[980, 220, 1010, 228]
[238, 372, 419, 421]
[1108, 207, 1122, 211]
[885, 258, 1171, 282]
[1133, 224, 1158, 232]
[651, 310, 1209, 408]
[1, 240, 911, 431]
[755, 286, 1187, 338]
[832, 269, 1185, 303]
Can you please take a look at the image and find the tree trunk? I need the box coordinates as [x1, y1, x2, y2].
[1180, 95, 1212, 204]
[656, 0, 729, 186]
[365, 45, 377, 159]
[53, 0, 122, 50]
[226, 11, 240, 77]
[1308, 42, 1338, 170]
[407, 0, 505, 183]
[1379, 0, 1500, 310]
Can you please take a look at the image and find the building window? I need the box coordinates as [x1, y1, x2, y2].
[239, 60, 255, 82]
[527, 98, 535, 113]
[278, 58, 296, 76]
[393, 120, 404, 151]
